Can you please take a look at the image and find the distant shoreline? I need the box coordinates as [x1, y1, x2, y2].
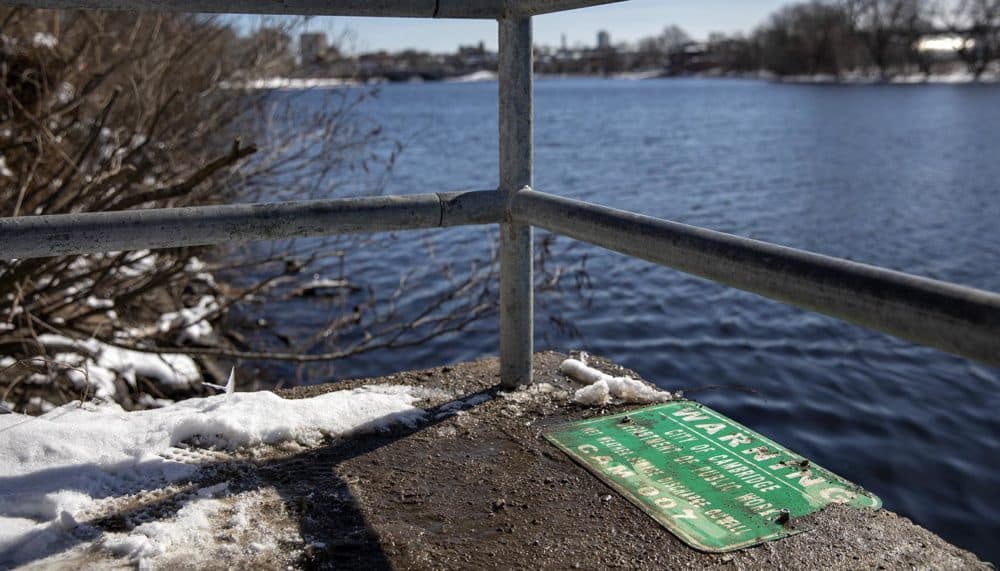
[224, 69, 1000, 90]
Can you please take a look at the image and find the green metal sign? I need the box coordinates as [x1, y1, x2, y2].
[544, 401, 880, 552]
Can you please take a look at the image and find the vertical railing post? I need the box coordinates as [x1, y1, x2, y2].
[498, 16, 534, 388]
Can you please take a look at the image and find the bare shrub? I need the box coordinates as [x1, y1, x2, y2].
[0, 9, 590, 411]
[0, 10, 398, 410]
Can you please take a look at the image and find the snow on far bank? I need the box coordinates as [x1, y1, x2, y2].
[220, 77, 359, 90]
[889, 69, 1000, 83]
[445, 70, 497, 83]
[775, 69, 1000, 84]
[560, 355, 679, 406]
[611, 70, 666, 81]
[0, 385, 427, 568]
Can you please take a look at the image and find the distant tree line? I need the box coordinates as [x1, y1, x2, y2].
[636, 0, 1000, 79]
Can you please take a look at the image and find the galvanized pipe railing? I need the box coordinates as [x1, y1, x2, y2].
[510, 189, 1000, 368]
[498, 16, 535, 387]
[0, 0, 627, 18]
[4, 186, 998, 369]
[0, 190, 503, 259]
[0, 0, 998, 386]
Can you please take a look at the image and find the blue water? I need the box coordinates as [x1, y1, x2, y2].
[241, 78, 1000, 561]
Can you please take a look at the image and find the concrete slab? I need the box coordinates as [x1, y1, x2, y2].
[276, 352, 989, 570]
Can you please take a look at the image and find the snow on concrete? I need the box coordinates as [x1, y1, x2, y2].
[103, 483, 307, 569]
[500, 382, 567, 404]
[101, 483, 230, 562]
[0, 385, 428, 567]
[559, 356, 679, 406]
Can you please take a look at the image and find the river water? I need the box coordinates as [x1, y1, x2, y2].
[244, 78, 1000, 561]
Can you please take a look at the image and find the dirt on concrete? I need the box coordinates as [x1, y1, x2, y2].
[268, 351, 990, 570]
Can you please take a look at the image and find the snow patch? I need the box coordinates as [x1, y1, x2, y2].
[185, 257, 217, 287]
[0, 385, 427, 567]
[500, 382, 567, 404]
[56, 82, 74, 104]
[31, 32, 57, 48]
[115, 250, 157, 277]
[103, 494, 226, 562]
[157, 295, 219, 344]
[38, 334, 200, 392]
[84, 296, 114, 309]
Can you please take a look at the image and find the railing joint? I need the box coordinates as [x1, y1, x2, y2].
[500, 185, 531, 223]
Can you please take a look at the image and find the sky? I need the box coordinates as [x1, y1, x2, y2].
[273, 0, 792, 53]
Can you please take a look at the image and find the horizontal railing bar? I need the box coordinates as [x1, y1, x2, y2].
[0, 0, 440, 17]
[0, 0, 627, 18]
[518, 0, 628, 16]
[0, 190, 503, 260]
[511, 189, 1000, 368]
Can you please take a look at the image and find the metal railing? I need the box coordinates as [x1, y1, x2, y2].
[2, 0, 999, 388]
[0, 0, 627, 18]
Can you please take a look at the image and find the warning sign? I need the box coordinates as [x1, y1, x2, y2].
[544, 402, 880, 552]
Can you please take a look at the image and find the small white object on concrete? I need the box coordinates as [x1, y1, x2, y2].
[559, 357, 678, 406]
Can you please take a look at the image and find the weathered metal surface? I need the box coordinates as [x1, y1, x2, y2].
[513, 0, 629, 16]
[510, 189, 1000, 368]
[0, 0, 628, 18]
[498, 16, 534, 389]
[438, 189, 505, 227]
[0, 190, 503, 260]
[544, 402, 881, 552]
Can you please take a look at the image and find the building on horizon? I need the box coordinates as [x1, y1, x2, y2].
[597, 30, 610, 50]
[299, 32, 328, 64]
